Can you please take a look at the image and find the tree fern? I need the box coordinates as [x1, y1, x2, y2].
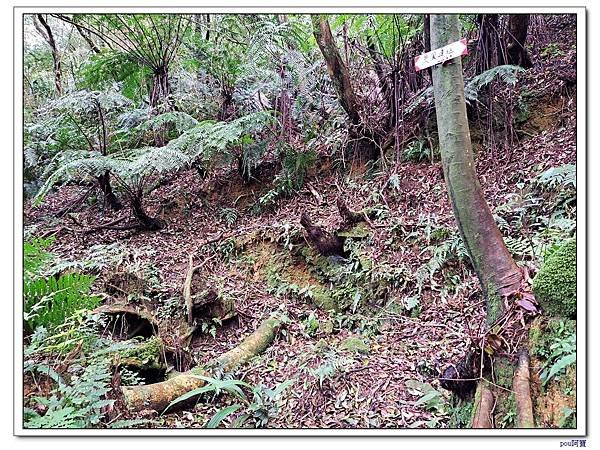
[136, 111, 199, 136]
[35, 111, 274, 204]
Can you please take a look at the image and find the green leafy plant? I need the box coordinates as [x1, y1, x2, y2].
[165, 374, 294, 428]
[300, 312, 320, 337]
[541, 43, 564, 57]
[257, 146, 316, 208]
[540, 332, 576, 386]
[405, 379, 448, 415]
[24, 361, 114, 428]
[24, 238, 101, 330]
[402, 139, 431, 162]
[304, 350, 354, 388]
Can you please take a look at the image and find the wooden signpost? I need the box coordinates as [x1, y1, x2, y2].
[414, 38, 468, 71]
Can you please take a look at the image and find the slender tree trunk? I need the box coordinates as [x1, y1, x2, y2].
[423, 14, 433, 81]
[430, 14, 522, 317]
[149, 66, 174, 146]
[97, 172, 122, 211]
[312, 15, 377, 160]
[430, 14, 526, 429]
[275, 14, 296, 140]
[35, 14, 62, 96]
[475, 14, 505, 74]
[95, 101, 122, 210]
[74, 23, 100, 54]
[312, 15, 361, 126]
[506, 14, 533, 69]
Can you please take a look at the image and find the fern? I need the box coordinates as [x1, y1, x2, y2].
[406, 65, 525, 113]
[24, 361, 114, 428]
[23, 239, 101, 330]
[536, 164, 576, 190]
[136, 111, 199, 136]
[306, 351, 354, 388]
[24, 272, 101, 330]
[35, 111, 274, 206]
[464, 65, 525, 103]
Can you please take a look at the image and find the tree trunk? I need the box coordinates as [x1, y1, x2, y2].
[431, 14, 522, 317]
[149, 67, 173, 113]
[312, 15, 361, 126]
[74, 22, 100, 54]
[430, 14, 525, 429]
[131, 195, 164, 231]
[35, 14, 62, 96]
[475, 14, 505, 74]
[506, 14, 533, 69]
[97, 172, 122, 211]
[149, 66, 174, 145]
[312, 15, 378, 161]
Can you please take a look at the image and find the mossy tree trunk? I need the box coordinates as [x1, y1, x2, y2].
[430, 14, 525, 428]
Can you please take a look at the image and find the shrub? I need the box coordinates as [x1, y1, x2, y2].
[533, 238, 576, 318]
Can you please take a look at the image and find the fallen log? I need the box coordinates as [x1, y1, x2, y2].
[121, 316, 281, 413]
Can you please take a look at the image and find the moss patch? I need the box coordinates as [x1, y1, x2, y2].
[340, 336, 370, 354]
[533, 238, 576, 318]
[114, 336, 164, 370]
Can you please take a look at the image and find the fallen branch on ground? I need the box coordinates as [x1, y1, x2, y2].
[121, 315, 282, 413]
[85, 215, 128, 234]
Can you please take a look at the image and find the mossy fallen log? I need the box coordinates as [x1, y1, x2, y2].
[121, 316, 281, 413]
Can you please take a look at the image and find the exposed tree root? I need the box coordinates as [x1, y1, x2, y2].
[94, 304, 159, 340]
[300, 212, 345, 257]
[121, 316, 282, 413]
[472, 381, 495, 428]
[85, 215, 128, 234]
[183, 254, 216, 324]
[513, 349, 535, 428]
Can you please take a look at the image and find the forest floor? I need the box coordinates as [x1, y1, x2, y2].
[23, 16, 577, 429]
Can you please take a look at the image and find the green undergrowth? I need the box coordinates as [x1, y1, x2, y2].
[528, 317, 577, 427]
[533, 238, 576, 318]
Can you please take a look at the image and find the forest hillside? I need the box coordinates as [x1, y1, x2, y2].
[21, 13, 577, 430]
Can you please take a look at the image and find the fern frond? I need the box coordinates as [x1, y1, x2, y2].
[465, 65, 525, 103]
[137, 111, 199, 136]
